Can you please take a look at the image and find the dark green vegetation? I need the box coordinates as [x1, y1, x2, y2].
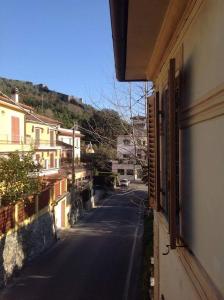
[82, 144, 116, 172]
[93, 172, 118, 188]
[142, 212, 154, 300]
[0, 151, 41, 206]
[0, 77, 130, 171]
[0, 77, 130, 139]
[0, 77, 89, 128]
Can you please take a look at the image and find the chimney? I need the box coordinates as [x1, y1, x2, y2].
[11, 87, 19, 103]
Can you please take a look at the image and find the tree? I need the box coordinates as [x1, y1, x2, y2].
[0, 151, 41, 206]
[81, 109, 131, 146]
[82, 144, 116, 173]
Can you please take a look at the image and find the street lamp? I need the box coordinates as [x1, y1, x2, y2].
[86, 141, 95, 154]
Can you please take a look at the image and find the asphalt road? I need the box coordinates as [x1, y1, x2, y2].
[0, 184, 148, 300]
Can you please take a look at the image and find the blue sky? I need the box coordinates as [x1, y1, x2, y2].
[0, 0, 146, 115]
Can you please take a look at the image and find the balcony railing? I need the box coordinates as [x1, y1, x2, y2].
[60, 158, 88, 170]
[0, 135, 27, 145]
[34, 140, 56, 147]
[25, 136, 57, 148]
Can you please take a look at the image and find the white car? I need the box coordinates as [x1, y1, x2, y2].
[120, 179, 130, 187]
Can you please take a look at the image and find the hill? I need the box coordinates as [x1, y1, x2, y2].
[0, 77, 95, 128]
[0, 77, 130, 146]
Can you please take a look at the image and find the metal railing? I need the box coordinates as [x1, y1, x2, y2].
[33, 140, 56, 147]
[0, 135, 27, 145]
[0, 136, 57, 147]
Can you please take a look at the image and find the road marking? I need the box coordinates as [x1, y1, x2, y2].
[123, 206, 141, 300]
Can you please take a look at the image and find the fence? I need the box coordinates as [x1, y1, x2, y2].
[0, 205, 15, 235]
[0, 177, 68, 236]
[54, 178, 67, 200]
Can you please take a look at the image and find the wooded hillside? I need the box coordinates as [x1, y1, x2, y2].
[0, 77, 130, 147]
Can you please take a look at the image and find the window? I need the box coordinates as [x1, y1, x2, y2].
[159, 58, 180, 249]
[137, 139, 142, 146]
[123, 139, 130, 145]
[50, 130, 54, 146]
[163, 59, 181, 249]
[127, 169, 134, 175]
[49, 153, 54, 168]
[36, 154, 40, 163]
[44, 160, 48, 169]
[118, 169, 124, 175]
[161, 90, 169, 216]
[35, 128, 40, 146]
[148, 93, 160, 210]
[11, 116, 20, 144]
[123, 154, 130, 159]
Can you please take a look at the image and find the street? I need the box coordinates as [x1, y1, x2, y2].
[0, 184, 148, 300]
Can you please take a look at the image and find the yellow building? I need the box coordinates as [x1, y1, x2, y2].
[0, 90, 63, 178]
[0, 95, 30, 154]
[25, 111, 62, 177]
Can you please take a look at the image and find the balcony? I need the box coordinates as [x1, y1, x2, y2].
[0, 135, 31, 153]
[60, 158, 86, 170]
[34, 140, 56, 148]
[25, 136, 60, 150]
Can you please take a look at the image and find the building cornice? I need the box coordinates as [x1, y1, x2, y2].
[147, 0, 204, 80]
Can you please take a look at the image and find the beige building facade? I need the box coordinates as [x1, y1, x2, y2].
[110, 0, 224, 299]
[0, 96, 30, 154]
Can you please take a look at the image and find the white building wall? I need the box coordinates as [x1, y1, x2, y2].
[58, 131, 81, 160]
[54, 195, 70, 229]
[154, 0, 224, 298]
[112, 161, 142, 181]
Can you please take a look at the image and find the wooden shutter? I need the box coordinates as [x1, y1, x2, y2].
[50, 130, 54, 147]
[168, 58, 178, 249]
[147, 95, 160, 209]
[36, 154, 40, 163]
[35, 128, 40, 146]
[11, 116, 20, 144]
[155, 92, 160, 211]
[50, 153, 54, 168]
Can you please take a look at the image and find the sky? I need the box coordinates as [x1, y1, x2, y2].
[0, 0, 146, 116]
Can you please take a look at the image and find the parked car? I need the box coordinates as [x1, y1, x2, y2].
[120, 179, 130, 187]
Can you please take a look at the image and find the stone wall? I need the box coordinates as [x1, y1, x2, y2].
[0, 212, 55, 288]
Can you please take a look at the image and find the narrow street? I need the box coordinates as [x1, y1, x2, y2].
[0, 184, 148, 300]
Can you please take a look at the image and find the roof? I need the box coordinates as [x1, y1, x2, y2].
[109, 0, 129, 81]
[20, 103, 34, 111]
[0, 95, 61, 127]
[109, 0, 188, 81]
[58, 128, 84, 137]
[0, 95, 25, 113]
[26, 112, 62, 126]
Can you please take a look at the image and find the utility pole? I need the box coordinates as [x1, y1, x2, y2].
[72, 122, 76, 189]
[71, 122, 83, 217]
[144, 81, 148, 117]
